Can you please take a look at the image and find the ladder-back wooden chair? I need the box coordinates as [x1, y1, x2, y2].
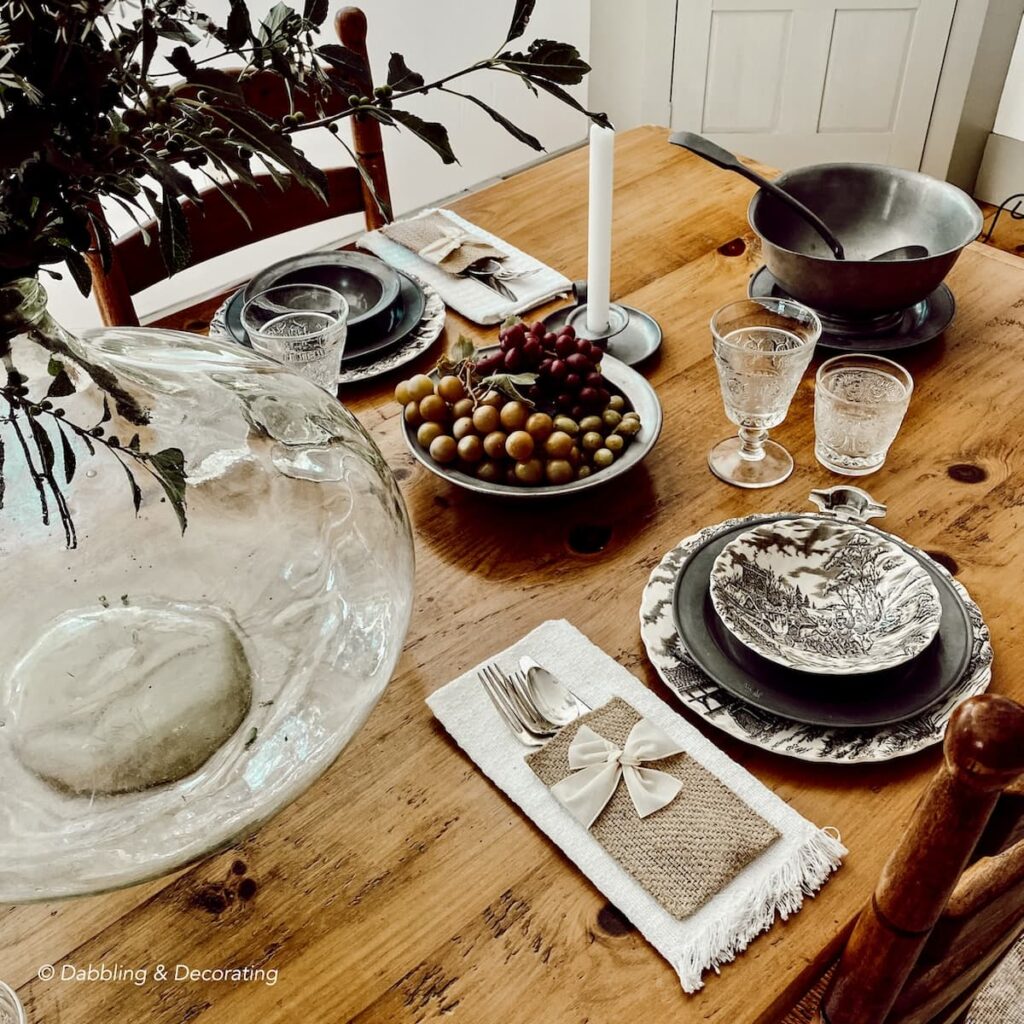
[87, 6, 391, 327]
[781, 693, 1024, 1024]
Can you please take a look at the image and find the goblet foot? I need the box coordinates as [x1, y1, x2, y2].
[708, 436, 794, 489]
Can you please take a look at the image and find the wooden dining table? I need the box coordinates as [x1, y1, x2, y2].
[4, 125, 1024, 1024]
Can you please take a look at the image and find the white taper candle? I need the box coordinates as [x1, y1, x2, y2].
[586, 124, 615, 335]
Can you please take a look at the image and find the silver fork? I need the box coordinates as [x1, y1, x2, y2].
[477, 663, 553, 747]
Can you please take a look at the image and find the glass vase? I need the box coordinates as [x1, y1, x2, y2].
[0, 278, 414, 901]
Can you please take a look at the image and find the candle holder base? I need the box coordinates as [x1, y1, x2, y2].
[543, 287, 662, 367]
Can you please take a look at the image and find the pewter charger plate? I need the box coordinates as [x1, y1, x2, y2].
[673, 517, 971, 728]
[710, 518, 941, 674]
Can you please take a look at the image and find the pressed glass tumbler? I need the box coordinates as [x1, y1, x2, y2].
[242, 283, 349, 390]
[814, 353, 913, 475]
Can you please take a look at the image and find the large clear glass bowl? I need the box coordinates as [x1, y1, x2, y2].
[0, 280, 414, 901]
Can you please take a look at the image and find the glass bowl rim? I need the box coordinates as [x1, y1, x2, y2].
[710, 297, 822, 351]
[816, 352, 914, 404]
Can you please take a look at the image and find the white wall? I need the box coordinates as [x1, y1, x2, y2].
[588, 0, 674, 130]
[994, 14, 1024, 141]
[49, 0, 591, 328]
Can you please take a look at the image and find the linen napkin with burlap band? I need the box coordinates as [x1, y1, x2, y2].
[379, 210, 505, 275]
[426, 618, 846, 993]
[527, 696, 780, 920]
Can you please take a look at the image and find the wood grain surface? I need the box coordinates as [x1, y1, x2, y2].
[4, 126, 1024, 1024]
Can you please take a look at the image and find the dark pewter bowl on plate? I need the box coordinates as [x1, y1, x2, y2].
[748, 164, 982, 317]
[244, 251, 402, 337]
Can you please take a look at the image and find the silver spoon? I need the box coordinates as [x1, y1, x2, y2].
[465, 258, 517, 301]
[518, 656, 590, 727]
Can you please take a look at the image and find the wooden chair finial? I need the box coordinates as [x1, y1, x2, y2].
[945, 694, 1024, 791]
[336, 6, 368, 47]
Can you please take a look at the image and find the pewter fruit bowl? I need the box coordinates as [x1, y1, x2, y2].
[401, 350, 662, 500]
[708, 517, 941, 674]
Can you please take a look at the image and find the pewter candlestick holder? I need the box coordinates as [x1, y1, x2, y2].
[543, 281, 662, 367]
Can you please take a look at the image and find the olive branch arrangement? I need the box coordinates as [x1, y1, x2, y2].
[0, 0, 608, 546]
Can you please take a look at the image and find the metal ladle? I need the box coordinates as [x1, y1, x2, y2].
[669, 132, 929, 263]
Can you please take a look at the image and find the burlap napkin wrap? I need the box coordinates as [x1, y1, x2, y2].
[527, 697, 781, 920]
[380, 211, 505, 275]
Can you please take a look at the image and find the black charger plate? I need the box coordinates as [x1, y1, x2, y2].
[223, 267, 426, 364]
[671, 515, 973, 728]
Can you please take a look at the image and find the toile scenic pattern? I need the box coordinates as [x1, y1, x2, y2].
[709, 518, 941, 674]
[639, 514, 992, 764]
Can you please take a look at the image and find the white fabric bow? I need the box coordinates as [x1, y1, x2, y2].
[418, 222, 471, 263]
[549, 719, 685, 829]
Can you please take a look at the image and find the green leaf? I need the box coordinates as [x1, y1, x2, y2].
[63, 249, 93, 298]
[157, 17, 201, 46]
[119, 458, 143, 515]
[56, 424, 76, 485]
[303, 0, 329, 26]
[387, 53, 425, 91]
[47, 369, 76, 398]
[481, 372, 538, 405]
[315, 43, 371, 93]
[484, 372, 538, 387]
[207, 106, 328, 199]
[450, 335, 477, 363]
[141, 19, 158, 79]
[159, 191, 192, 277]
[226, 0, 252, 48]
[520, 76, 612, 130]
[259, 3, 300, 46]
[27, 415, 55, 476]
[388, 109, 458, 165]
[86, 208, 113, 274]
[451, 91, 543, 151]
[167, 45, 198, 78]
[330, 132, 392, 221]
[505, 0, 537, 43]
[500, 39, 592, 85]
[147, 447, 188, 534]
[143, 154, 200, 200]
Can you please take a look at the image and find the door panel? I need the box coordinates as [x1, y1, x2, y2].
[671, 0, 957, 170]
[703, 10, 792, 132]
[819, 8, 915, 133]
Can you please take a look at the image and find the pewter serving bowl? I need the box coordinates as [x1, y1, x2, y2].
[709, 517, 941, 674]
[401, 348, 662, 499]
[748, 164, 983, 316]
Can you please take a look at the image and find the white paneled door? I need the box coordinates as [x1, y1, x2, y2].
[671, 0, 957, 169]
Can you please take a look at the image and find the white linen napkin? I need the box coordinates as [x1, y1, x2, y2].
[426, 619, 846, 993]
[358, 208, 571, 324]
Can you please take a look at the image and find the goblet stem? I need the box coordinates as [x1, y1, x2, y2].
[738, 425, 768, 461]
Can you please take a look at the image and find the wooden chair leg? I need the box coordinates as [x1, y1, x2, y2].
[821, 695, 1024, 1024]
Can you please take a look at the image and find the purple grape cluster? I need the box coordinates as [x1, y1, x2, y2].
[474, 320, 611, 418]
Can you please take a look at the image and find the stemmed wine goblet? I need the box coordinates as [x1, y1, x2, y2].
[708, 297, 821, 488]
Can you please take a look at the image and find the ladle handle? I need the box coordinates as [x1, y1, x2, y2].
[668, 131, 846, 261]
